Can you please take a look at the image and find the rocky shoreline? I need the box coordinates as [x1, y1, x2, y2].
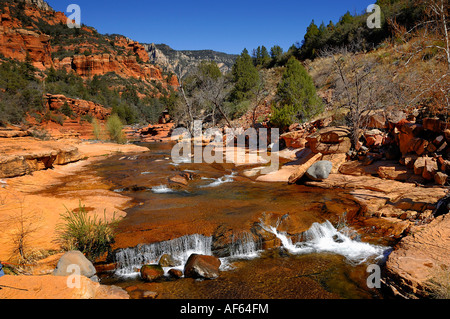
[1, 116, 449, 299]
[0, 135, 149, 299]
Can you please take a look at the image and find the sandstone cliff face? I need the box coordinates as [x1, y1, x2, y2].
[0, 0, 178, 88]
[21, 0, 53, 12]
[145, 43, 237, 78]
[45, 94, 111, 120]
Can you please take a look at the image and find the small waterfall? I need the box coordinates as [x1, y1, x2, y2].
[114, 232, 261, 276]
[114, 234, 213, 276]
[229, 232, 261, 258]
[260, 219, 387, 265]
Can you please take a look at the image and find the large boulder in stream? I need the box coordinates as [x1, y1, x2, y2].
[140, 264, 165, 282]
[184, 254, 221, 279]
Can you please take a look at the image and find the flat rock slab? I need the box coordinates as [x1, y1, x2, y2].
[385, 214, 450, 298]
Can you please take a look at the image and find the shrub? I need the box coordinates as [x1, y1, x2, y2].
[55, 202, 122, 262]
[91, 118, 102, 140]
[270, 104, 297, 132]
[106, 114, 126, 144]
[60, 102, 74, 118]
[275, 57, 323, 123]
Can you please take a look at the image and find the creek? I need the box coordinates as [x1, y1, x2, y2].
[93, 142, 392, 299]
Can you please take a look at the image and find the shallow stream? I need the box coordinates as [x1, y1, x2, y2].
[92, 142, 392, 299]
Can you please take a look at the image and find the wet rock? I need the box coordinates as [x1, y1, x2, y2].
[53, 250, 96, 279]
[168, 268, 183, 279]
[212, 224, 234, 258]
[140, 264, 165, 282]
[168, 174, 189, 186]
[159, 254, 177, 268]
[184, 254, 221, 279]
[305, 161, 333, 181]
[94, 262, 117, 274]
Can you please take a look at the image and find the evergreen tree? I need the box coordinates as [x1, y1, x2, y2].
[270, 45, 283, 60]
[300, 20, 321, 59]
[274, 57, 323, 125]
[260, 46, 271, 66]
[230, 49, 260, 103]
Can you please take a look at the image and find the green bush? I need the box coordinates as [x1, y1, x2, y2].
[106, 114, 126, 144]
[270, 104, 297, 131]
[91, 118, 102, 140]
[56, 202, 122, 262]
[274, 57, 323, 124]
[60, 102, 74, 118]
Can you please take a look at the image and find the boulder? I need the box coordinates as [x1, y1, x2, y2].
[52, 251, 96, 279]
[140, 264, 165, 282]
[288, 152, 323, 184]
[414, 157, 427, 176]
[168, 174, 189, 186]
[400, 154, 418, 169]
[434, 172, 448, 186]
[184, 254, 221, 279]
[366, 110, 387, 129]
[322, 153, 347, 174]
[280, 131, 308, 149]
[159, 254, 177, 268]
[305, 161, 333, 181]
[168, 268, 183, 279]
[422, 158, 438, 181]
[306, 126, 352, 155]
[364, 129, 385, 147]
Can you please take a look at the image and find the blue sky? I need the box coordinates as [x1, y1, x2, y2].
[46, 0, 375, 55]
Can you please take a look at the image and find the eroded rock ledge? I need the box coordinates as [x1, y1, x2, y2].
[0, 137, 83, 178]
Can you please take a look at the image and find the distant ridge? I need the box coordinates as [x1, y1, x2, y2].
[144, 43, 238, 79]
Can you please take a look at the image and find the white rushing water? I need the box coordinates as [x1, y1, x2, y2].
[115, 234, 213, 276]
[151, 185, 175, 194]
[199, 172, 237, 188]
[114, 231, 261, 277]
[260, 220, 387, 265]
[113, 218, 388, 277]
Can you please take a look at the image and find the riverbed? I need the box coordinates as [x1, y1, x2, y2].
[91, 142, 392, 299]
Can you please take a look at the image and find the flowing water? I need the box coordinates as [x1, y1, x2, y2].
[92, 142, 393, 299]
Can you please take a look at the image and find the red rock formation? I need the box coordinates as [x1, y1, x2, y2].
[0, 25, 53, 70]
[44, 94, 111, 120]
[0, 0, 178, 89]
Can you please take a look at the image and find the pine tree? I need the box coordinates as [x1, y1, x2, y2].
[274, 57, 323, 125]
[300, 20, 321, 59]
[270, 45, 283, 60]
[230, 49, 260, 102]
